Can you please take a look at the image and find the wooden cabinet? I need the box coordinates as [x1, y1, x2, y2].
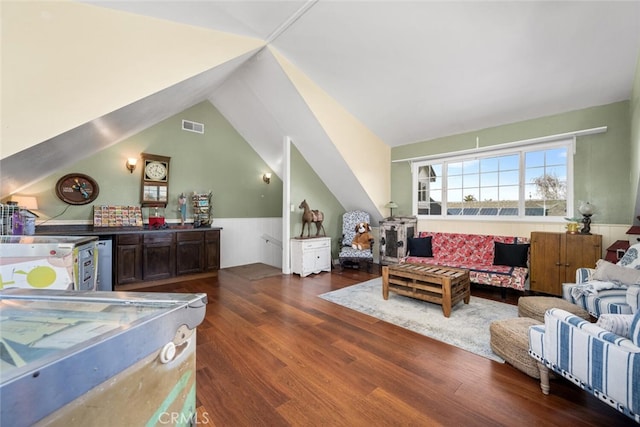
[115, 229, 221, 287]
[530, 232, 602, 296]
[379, 216, 417, 265]
[116, 234, 142, 285]
[142, 232, 175, 280]
[291, 237, 331, 277]
[204, 229, 220, 271]
[176, 231, 204, 275]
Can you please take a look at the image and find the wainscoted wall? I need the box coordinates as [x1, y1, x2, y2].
[415, 219, 633, 258]
[214, 217, 283, 269]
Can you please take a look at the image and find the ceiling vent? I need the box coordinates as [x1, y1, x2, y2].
[182, 119, 204, 134]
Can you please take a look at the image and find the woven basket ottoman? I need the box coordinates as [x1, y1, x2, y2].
[517, 296, 590, 323]
[490, 317, 545, 379]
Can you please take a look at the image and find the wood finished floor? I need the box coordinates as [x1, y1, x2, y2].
[139, 267, 631, 426]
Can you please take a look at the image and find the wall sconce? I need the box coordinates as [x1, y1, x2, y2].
[263, 173, 272, 184]
[126, 158, 138, 173]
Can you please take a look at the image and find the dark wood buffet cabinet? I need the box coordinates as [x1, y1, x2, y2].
[36, 226, 221, 290]
[116, 229, 220, 286]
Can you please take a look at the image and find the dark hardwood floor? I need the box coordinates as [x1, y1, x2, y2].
[139, 267, 631, 426]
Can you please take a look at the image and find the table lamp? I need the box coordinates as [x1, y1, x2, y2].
[578, 202, 594, 235]
[385, 201, 399, 219]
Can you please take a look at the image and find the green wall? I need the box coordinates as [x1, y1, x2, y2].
[20, 101, 282, 222]
[290, 144, 345, 258]
[391, 101, 632, 224]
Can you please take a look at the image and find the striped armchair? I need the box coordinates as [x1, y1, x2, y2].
[563, 243, 640, 317]
[529, 308, 640, 423]
[563, 267, 640, 317]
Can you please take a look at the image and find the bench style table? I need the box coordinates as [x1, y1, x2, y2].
[382, 263, 471, 317]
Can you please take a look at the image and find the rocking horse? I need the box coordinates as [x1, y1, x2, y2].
[299, 199, 326, 238]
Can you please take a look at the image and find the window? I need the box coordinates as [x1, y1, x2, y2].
[412, 139, 572, 219]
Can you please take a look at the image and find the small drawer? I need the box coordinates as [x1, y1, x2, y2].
[177, 231, 204, 242]
[303, 240, 330, 249]
[205, 230, 220, 241]
[144, 232, 174, 244]
[117, 234, 141, 245]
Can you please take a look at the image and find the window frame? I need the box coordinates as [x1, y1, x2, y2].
[411, 138, 575, 221]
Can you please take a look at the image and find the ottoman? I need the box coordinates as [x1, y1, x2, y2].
[489, 317, 550, 394]
[490, 317, 544, 379]
[517, 296, 590, 323]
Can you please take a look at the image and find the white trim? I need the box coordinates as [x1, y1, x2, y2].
[410, 138, 575, 220]
[282, 136, 292, 274]
[394, 126, 606, 164]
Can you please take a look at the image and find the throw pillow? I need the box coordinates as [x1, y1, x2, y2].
[596, 313, 634, 338]
[592, 259, 640, 286]
[493, 242, 530, 267]
[617, 242, 640, 269]
[408, 236, 433, 257]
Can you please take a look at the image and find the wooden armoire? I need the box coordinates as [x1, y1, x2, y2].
[529, 231, 602, 296]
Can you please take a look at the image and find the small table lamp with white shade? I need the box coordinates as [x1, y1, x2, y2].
[578, 202, 594, 235]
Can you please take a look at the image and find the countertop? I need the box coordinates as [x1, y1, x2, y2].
[35, 224, 222, 237]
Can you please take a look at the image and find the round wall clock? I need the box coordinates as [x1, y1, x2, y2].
[55, 173, 100, 205]
[144, 160, 168, 181]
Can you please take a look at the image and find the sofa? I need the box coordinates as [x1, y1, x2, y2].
[404, 231, 530, 292]
[529, 308, 640, 423]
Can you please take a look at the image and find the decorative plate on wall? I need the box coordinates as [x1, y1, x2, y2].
[55, 173, 100, 205]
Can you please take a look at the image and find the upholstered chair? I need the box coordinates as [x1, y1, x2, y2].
[338, 210, 374, 271]
[529, 308, 640, 423]
[563, 242, 640, 318]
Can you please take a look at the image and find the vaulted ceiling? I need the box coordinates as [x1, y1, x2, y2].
[2, 1, 640, 221]
[85, 0, 640, 145]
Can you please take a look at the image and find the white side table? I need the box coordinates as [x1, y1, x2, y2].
[290, 237, 331, 277]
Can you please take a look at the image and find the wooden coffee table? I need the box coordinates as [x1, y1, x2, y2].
[382, 263, 471, 317]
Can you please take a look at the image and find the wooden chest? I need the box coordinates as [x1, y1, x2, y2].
[378, 216, 417, 265]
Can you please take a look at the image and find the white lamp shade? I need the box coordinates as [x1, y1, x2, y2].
[10, 195, 38, 210]
[579, 202, 594, 216]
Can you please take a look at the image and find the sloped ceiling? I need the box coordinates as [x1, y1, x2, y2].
[2, 1, 640, 222]
[85, 0, 640, 145]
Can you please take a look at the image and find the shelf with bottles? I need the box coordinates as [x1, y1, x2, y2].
[192, 192, 212, 228]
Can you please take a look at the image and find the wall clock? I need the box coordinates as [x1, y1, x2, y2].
[55, 173, 100, 205]
[140, 153, 171, 207]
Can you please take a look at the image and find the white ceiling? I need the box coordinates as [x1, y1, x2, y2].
[4, 1, 638, 213]
[86, 0, 640, 147]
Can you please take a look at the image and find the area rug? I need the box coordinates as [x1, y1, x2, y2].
[223, 263, 282, 281]
[319, 278, 518, 362]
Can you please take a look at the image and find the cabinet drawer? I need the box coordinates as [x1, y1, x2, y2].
[205, 230, 220, 241]
[302, 239, 330, 250]
[144, 232, 175, 244]
[117, 234, 141, 245]
[177, 231, 204, 242]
